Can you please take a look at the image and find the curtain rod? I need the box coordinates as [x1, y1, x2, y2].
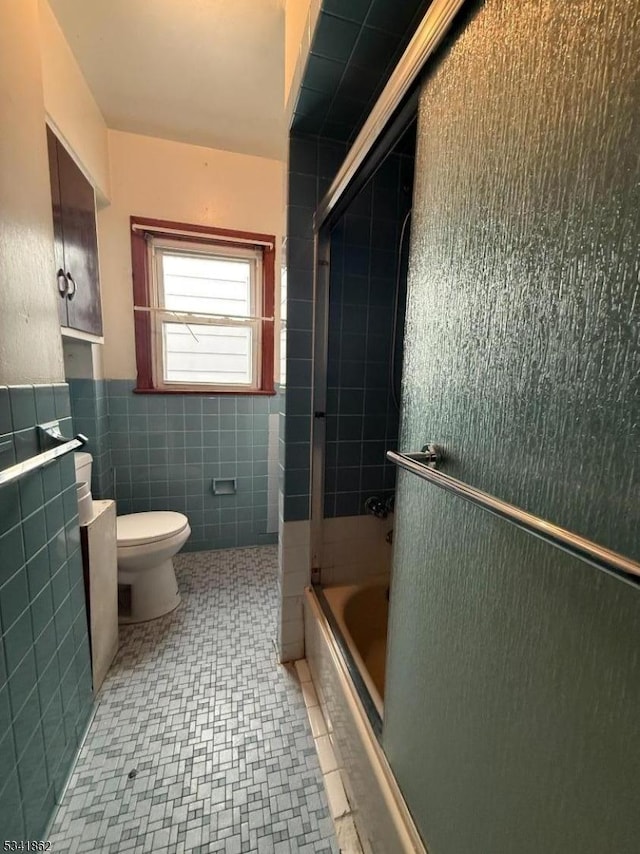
[133, 305, 274, 323]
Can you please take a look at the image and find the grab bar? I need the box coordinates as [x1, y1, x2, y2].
[387, 449, 640, 580]
[0, 422, 87, 489]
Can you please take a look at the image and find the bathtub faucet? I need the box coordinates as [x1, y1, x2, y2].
[364, 496, 388, 519]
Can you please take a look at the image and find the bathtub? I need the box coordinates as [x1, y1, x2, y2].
[322, 579, 389, 718]
[304, 583, 425, 854]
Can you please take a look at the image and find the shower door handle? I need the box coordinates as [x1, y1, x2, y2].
[408, 443, 444, 469]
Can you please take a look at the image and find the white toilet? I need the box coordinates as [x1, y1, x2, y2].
[74, 450, 190, 623]
[116, 511, 190, 623]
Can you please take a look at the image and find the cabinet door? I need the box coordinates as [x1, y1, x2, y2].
[46, 127, 68, 326]
[56, 139, 103, 335]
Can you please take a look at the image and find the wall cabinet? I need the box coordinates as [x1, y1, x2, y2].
[46, 126, 102, 336]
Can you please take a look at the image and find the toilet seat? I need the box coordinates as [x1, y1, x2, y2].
[117, 511, 189, 547]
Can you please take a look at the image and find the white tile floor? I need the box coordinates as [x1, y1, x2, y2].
[48, 546, 338, 853]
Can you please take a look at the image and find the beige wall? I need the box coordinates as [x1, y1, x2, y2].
[285, 0, 312, 106]
[285, 0, 320, 116]
[99, 130, 285, 380]
[38, 0, 110, 201]
[0, 0, 64, 385]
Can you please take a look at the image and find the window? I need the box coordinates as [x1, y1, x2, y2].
[131, 218, 275, 394]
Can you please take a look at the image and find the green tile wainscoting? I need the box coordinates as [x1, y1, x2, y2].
[291, 0, 432, 144]
[0, 383, 93, 840]
[68, 381, 281, 552]
[65, 378, 111, 500]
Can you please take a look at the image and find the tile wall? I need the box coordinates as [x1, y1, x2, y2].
[324, 149, 413, 518]
[67, 379, 112, 499]
[291, 0, 433, 144]
[282, 136, 414, 524]
[69, 381, 280, 552]
[279, 135, 349, 661]
[0, 383, 93, 839]
[279, 0, 428, 663]
[280, 133, 413, 658]
[282, 134, 347, 523]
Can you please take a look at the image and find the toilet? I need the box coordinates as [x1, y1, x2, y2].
[116, 511, 190, 623]
[74, 450, 190, 623]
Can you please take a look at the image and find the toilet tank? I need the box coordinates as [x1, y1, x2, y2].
[74, 451, 93, 487]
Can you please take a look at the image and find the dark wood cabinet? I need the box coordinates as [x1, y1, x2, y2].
[46, 126, 102, 336]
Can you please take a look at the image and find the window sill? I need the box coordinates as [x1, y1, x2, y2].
[133, 387, 277, 396]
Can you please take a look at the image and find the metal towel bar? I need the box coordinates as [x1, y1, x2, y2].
[0, 423, 87, 489]
[387, 449, 640, 580]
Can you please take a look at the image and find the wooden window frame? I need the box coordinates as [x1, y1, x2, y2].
[131, 216, 275, 395]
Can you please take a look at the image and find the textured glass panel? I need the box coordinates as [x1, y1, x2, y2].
[384, 0, 640, 851]
[386, 479, 640, 853]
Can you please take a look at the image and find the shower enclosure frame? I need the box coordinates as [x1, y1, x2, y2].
[308, 0, 468, 581]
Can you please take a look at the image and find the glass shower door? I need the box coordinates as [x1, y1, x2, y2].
[382, 0, 640, 851]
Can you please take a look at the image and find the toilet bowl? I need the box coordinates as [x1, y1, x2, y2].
[116, 511, 190, 623]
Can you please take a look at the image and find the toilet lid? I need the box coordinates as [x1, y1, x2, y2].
[117, 511, 189, 546]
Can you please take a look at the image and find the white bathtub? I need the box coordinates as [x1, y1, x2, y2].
[322, 579, 389, 718]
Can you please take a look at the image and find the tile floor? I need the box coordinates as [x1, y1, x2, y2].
[48, 546, 338, 853]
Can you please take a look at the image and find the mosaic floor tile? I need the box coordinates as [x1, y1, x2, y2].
[48, 547, 338, 853]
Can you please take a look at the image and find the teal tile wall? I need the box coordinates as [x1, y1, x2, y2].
[67, 379, 111, 499]
[69, 380, 280, 552]
[324, 140, 415, 517]
[284, 129, 415, 520]
[284, 0, 429, 521]
[292, 0, 432, 143]
[0, 383, 92, 840]
[283, 135, 348, 521]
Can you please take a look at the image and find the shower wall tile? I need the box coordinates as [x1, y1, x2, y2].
[0, 383, 92, 841]
[291, 1, 432, 145]
[283, 135, 349, 525]
[324, 148, 414, 518]
[68, 379, 111, 499]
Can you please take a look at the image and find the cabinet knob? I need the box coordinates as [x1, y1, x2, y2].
[66, 272, 77, 300]
[56, 269, 67, 297]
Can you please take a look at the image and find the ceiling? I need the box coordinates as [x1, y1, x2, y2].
[49, 0, 286, 161]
